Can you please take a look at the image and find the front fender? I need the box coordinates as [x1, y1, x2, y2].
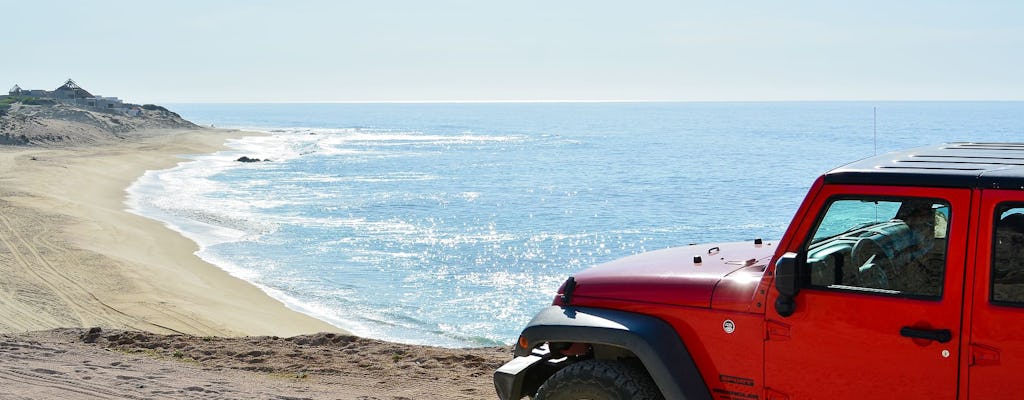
[495, 306, 711, 400]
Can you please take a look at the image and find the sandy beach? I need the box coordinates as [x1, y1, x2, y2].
[0, 128, 339, 337]
[0, 128, 507, 399]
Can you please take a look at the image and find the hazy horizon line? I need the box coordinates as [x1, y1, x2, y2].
[159, 98, 1024, 105]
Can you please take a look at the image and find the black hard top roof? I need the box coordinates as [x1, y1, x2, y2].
[825, 142, 1024, 189]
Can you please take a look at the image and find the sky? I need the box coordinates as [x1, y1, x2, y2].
[2, 1, 1022, 103]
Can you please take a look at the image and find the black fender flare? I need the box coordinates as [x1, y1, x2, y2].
[515, 306, 711, 400]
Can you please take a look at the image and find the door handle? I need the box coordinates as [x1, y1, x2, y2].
[900, 327, 952, 343]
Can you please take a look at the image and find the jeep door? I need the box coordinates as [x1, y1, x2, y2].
[967, 190, 1024, 398]
[764, 185, 970, 399]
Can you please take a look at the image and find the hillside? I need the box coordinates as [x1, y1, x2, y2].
[0, 101, 200, 146]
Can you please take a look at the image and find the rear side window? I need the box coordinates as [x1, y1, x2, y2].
[991, 204, 1024, 305]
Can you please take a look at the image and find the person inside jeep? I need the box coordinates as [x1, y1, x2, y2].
[891, 200, 947, 296]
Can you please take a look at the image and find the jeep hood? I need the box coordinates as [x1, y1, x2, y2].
[559, 241, 774, 309]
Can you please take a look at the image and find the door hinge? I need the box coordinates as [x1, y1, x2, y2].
[970, 343, 1000, 366]
[765, 320, 791, 341]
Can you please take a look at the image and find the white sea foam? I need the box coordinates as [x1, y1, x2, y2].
[128, 168, 251, 248]
[192, 248, 375, 336]
[216, 127, 524, 164]
[126, 158, 279, 248]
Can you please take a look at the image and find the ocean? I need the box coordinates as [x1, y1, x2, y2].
[130, 102, 1024, 347]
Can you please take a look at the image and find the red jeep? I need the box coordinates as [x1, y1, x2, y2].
[495, 143, 1024, 399]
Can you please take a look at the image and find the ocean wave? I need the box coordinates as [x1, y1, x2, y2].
[216, 127, 527, 164]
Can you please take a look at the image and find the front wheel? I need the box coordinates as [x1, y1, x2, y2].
[534, 360, 663, 400]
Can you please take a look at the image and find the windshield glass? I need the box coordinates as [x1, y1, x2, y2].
[811, 200, 901, 244]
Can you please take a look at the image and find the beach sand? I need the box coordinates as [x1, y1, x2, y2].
[0, 128, 508, 399]
[0, 128, 338, 337]
[0, 327, 505, 399]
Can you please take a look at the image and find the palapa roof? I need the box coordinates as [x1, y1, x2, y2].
[54, 79, 93, 98]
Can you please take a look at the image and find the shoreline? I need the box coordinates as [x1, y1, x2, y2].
[0, 128, 343, 337]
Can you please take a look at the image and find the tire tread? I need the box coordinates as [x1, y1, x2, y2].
[534, 359, 663, 400]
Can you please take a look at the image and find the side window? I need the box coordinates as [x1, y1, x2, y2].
[992, 205, 1024, 305]
[803, 197, 950, 298]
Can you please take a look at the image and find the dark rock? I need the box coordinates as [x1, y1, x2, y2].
[81, 327, 103, 343]
[235, 156, 263, 163]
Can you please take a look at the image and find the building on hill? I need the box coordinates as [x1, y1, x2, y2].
[53, 79, 94, 100]
[6, 79, 131, 113]
[7, 84, 49, 98]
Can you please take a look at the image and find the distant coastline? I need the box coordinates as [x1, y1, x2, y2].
[1, 79, 198, 146]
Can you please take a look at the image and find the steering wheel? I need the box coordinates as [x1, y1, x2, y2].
[850, 237, 895, 289]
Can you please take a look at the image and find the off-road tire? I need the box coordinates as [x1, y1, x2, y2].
[534, 359, 664, 400]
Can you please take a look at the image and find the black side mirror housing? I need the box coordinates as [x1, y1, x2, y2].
[775, 252, 799, 297]
[774, 252, 800, 317]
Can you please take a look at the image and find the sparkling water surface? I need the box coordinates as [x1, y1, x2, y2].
[129, 102, 1024, 347]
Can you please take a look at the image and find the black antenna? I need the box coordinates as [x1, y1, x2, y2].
[873, 107, 879, 221]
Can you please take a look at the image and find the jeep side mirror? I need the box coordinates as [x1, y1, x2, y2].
[774, 252, 800, 317]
